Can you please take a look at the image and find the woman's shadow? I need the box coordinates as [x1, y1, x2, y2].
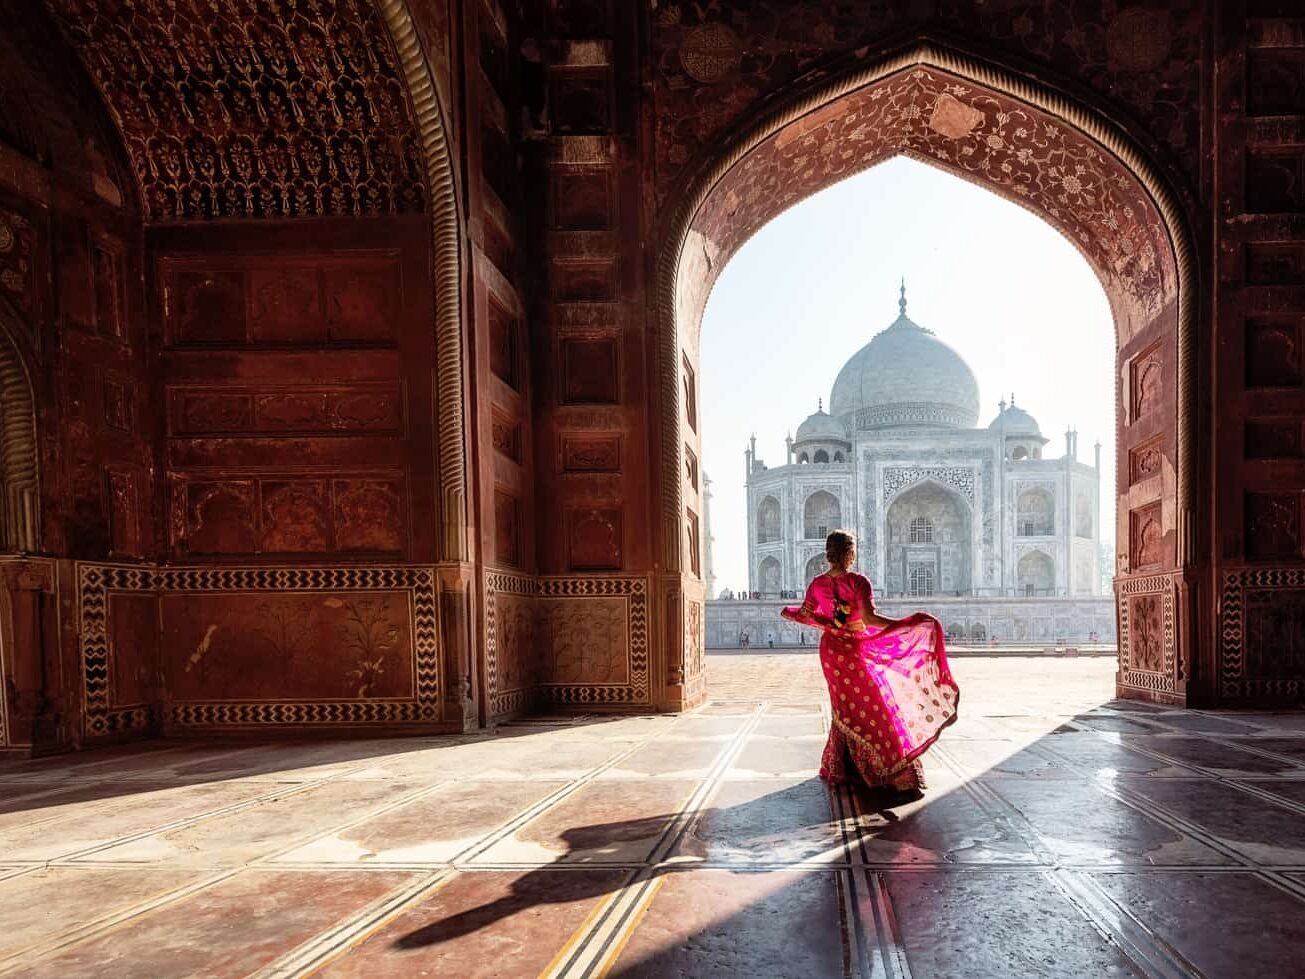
[392, 777, 914, 951]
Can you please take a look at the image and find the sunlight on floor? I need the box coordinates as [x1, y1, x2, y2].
[4, 655, 1305, 977]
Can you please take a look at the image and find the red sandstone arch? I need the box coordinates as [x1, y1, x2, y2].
[0, 304, 38, 553]
[658, 41, 1197, 705]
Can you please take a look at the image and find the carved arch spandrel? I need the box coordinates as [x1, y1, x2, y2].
[0, 306, 39, 553]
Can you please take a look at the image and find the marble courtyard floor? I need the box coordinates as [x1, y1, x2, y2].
[4, 656, 1305, 977]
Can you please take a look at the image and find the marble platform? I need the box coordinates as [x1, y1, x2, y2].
[2, 656, 1304, 977]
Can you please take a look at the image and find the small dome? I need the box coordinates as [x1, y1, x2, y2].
[988, 401, 1042, 436]
[795, 401, 848, 443]
[828, 285, 980, 430]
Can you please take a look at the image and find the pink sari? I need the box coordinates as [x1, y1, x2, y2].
[782, 572, 959, 790]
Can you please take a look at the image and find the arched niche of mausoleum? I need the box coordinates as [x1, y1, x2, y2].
[1016, 488, 1056, 537]
[1017, 550, 1056, 596]
[758, 556, 782, 594]
[885, 482, 971, 596]
[803, 490, 841, 540]
[756, 496, 782, 543]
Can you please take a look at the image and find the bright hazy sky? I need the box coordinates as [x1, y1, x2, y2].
[701, 156, 1115, 595]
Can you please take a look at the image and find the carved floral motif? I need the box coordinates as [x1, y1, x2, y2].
[0, 206, 35, 314]
[682, 66, 1178, 338]
[1128, 594, 1164, 673]
[46, 0, 426, 221]
[538, 596, 629, 685]
[883, 466, 975, 505]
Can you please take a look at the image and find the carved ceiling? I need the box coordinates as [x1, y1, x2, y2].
[689, 67, 1179, 341]
[44, 0, 426, 221]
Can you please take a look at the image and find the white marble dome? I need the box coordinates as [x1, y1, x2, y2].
[988, 402, 1042, 436]
[828, 290, 980, 430]
[794, 402, 848, 442]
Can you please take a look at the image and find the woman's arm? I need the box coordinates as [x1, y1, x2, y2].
[862, 610, 901, 631]
[781, 577, 837, 630]
[858, 576, 900, 631]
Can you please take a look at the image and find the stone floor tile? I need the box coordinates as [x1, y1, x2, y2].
[1147, 713, 1262, 735]
[598, 737, 729, 779]
[318, 869, 629, 977]
[1119, 777, 1305, 865]
[1037, 732, 1200, 777]
[473, 779, 698, 865]
[1121, 735, 1300, 775]
[25, 869, 416, 977]
[608, 869, 846, 977]
[847, 773, 1041, 866]
[1221, 737, 1305, 764]
[1088, 870, 1305, 976]
[1234, 779, 1305, 809]
[753, 712, 827, 738]
[0, 867, 201, 963]
[985, 778, 1234, 865]
[78, 779, 419, 867]
[675, 778, 843, 865]
[726, 735, 826, 778]
[0, 779, 282, 862]
[657, 714, 753, 740]
[1066, 715, 1165, 735]
[274, 780, 568, 865]
[939, 738, 1078, 779]
[885, 870, 1140, 975]
[5, 656, 1304, 976]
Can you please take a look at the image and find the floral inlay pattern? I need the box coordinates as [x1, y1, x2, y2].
[45, 0, 426, 221]
[689, 68, 1178, 340]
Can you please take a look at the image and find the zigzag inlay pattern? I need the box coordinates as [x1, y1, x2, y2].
[1220, 567, 1305, 701]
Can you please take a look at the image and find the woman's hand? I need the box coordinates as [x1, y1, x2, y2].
[862, 611, 901, 631]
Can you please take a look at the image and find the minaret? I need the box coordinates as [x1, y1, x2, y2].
[744, 436, 754, 481]
[785, 432, 793, 465]
[703, 474, 716, 598]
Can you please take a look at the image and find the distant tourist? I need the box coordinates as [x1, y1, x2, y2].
[781, 530, 959, 801]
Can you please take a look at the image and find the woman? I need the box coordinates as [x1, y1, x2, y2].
[782, 530, 959, 796]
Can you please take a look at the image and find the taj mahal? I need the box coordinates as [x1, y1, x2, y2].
[706, 285, 1117, 647]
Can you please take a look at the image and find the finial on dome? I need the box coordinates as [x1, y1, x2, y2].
[818, 397, 823, 413]
[898, 278, 907, 317]
[998, 397, 1007, 413]
[1010, 392, 1016, 407]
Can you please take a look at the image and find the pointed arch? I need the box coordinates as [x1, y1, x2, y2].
[0, 307, 39, 552]
[656, 37, 1196, 577]
[378, 0, 467, 561]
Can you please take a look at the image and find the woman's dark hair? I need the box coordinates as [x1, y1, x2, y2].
[825, 529, 856, 568]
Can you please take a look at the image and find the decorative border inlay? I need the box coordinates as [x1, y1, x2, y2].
[483, 571, 652, 715]
[484, 568, 539, 719]
[78, 563, 440, 737]
[538, 575, 650, 707]
[1219, 567, 1305, 701]
[1116, 573, 1177, 695]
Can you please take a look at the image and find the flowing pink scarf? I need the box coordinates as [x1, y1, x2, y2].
[783, 572, 959, 780]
